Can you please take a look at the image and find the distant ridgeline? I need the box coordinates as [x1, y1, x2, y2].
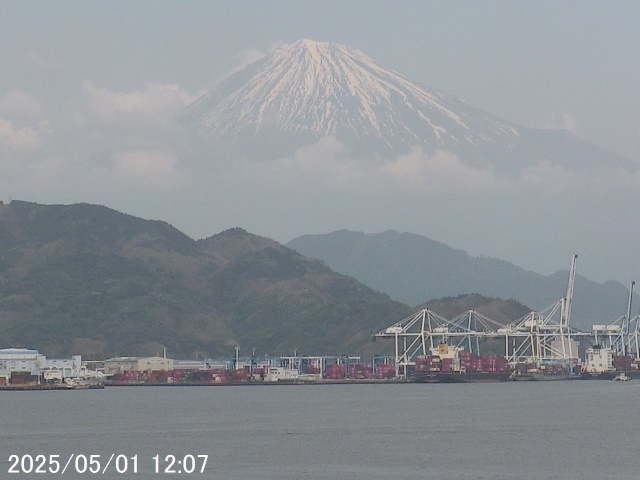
[1, 201, 624, 360]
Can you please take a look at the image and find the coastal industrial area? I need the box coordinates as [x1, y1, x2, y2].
[2, 256, 639, 389]
[1, 272, 638, 387]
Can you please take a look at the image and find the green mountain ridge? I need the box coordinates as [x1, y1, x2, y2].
[1, 201, 416, 359]
[0, 201, 539, 361]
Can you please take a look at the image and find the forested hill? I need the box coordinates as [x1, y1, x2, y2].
[0, 201, 411, 359]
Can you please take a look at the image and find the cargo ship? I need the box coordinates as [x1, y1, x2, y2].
[580, 345, 640, 380]
[510, 361, 577, 381]
[413, 344, 511, 383]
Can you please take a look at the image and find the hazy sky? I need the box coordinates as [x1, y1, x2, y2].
[1, 1, 639, 290]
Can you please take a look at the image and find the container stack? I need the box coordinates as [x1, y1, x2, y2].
[375, 363, 396, 379]
[414, 356, 441, 373]
[348, 364, 373, 379]
[440, 357, 454, 372]
[613, 355, 633, 372]
[479, 355, 509, 373]
[305, 365, 321, 375]
[9, 371, 39, 386]
[458, 351, 472, 371]
[231, 368, 251, 382]
[325, 363, 346, 379]
[171, 369, 188, 383]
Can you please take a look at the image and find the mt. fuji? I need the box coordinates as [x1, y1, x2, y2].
[187, 39, 634, 172]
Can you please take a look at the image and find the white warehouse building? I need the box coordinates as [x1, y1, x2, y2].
[0, 348, 47, 375]
[0, 348, 83, 377]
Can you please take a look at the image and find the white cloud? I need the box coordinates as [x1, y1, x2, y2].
[0, 77, 638, 285]
[274, 137, 362, 188]
[0, 82, 193, 204]
[79, 81, 195, 127]
[517, 160, 639, 198]
[265, 142, 499, 195]
[540, 112, 578, 134]
[379, 147, 496, 193]
[111, 150, 188, 189]
[517, 160, 575, 195]
[0, 90, 48, 152]
[207, 139, 638, 209]
[60, 82, 197, 165]
[225, 42, 289, 77]
[0, 89, 44, 121]
[0, 118, 41, 151]
[232, 47, 267, 73]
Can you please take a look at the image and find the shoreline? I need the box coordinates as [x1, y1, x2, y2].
[1, 378, 408, 390]
[104, 378, 409, 387]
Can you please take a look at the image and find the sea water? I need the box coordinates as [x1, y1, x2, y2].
[1, 381, 638, 479]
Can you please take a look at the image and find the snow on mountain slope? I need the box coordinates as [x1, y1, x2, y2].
[187, 39, 522, 157]
[187, 39, 636, 172]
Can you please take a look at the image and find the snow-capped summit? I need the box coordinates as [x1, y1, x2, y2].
[187, 39, 634, 171]
[188, 39, 520, 157]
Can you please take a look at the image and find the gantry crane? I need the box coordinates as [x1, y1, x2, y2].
[374, 255, 588, 377]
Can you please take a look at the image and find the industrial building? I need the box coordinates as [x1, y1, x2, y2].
[0, 348, 46, 375]
[0, 348, 99, 387]
[103, 356, 174, 374]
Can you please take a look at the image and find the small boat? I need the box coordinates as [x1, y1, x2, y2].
[613, 372, 631, 382]
[63, 376, 105, 389]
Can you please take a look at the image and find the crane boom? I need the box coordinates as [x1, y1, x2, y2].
[561, 254, 578, 329]
[623, 281, 635, 354]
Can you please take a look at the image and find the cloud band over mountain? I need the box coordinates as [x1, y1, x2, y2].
[1, 39, 638, 286]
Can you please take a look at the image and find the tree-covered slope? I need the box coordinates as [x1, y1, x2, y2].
[0, 201, 410, 359]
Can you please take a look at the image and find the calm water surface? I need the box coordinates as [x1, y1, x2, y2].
[1, 381, 639, 479]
